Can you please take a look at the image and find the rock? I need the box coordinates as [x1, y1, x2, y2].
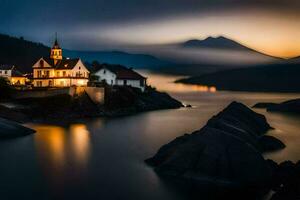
[185, 104, 192, 108]
[259, 135, 286, 152]
[253, 99, 300, 114]
[267, 99, 300, 114]
[270, 161, 300, 200]
[0, 117, 35, 138]
[253, 103, 278, 109]
[146, 101, 283, 190]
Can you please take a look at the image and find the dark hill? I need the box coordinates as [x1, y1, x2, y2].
[177, 63, 300, 93]
[0, 34, 50, 72]
[0, 33, 170, 73]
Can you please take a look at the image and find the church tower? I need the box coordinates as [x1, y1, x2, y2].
[50, 33, 62, 64]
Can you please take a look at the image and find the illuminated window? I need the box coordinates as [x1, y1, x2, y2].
[63, 71, 66, 77]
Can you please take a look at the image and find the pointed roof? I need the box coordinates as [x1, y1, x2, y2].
[41, 57, 80, 70]
[52, 33, 61, 49]
[97, 64, 146, 80]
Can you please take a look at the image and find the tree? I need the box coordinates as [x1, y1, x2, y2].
[0, 77, 12, 100]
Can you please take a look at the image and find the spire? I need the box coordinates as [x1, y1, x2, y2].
[50, 33, 63, 61]
[52, 32, 60, 49]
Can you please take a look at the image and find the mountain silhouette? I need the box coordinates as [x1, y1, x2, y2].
[182, 36, 260, 52]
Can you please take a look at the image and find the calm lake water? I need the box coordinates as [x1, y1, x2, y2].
[0, 71, 299, 200]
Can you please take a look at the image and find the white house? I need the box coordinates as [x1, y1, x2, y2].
[94, 64, 147, 92]
[32, 37, 90, 87]
[0, 64, 27, 85]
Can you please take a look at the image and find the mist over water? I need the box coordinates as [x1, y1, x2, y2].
[0, 71, 299, 199]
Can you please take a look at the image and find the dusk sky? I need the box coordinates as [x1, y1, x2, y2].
[1, 0, 300, 58]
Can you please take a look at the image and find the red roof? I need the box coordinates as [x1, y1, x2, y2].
[100, 64, 146, 80]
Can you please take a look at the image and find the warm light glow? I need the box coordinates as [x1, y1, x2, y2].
[139, 70, 217, 93]
[34, 125, 66, 169]
[70, 124, 91, 166]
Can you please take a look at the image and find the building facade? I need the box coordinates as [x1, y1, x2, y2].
[0, 65, 27, 85]
[94, 64, 147, 92]
[32, 37, 90, 88]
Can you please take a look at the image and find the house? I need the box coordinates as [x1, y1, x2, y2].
[94, 64, 147, 92]
[0, 64, 27, 85]
[32, 37, 90, 87]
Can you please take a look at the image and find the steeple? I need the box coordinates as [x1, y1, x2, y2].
[50, 33, 62, 64]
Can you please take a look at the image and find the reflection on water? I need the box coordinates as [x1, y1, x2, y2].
[34, 124, 91, 169]
[138, 70, 216, 93]
[32, 124, 91, 195]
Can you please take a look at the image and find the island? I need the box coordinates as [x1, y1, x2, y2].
[176, 63, 300, 93]
[253, 99, 300, 114]
[145, 101, 300, 200]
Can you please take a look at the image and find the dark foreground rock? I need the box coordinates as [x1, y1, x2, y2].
[146, 102, 285, 194]
[268, 160, 300, 200]
[0, 117, 35, 138]
[253, 99, 300, 114]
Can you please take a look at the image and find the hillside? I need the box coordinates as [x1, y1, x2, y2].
[64, 50, 171, 69]
[0, 33, 170, 73]
[176, 63, 300, 93]
[0, 34, 50, 72]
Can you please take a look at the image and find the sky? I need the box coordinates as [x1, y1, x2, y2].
[1, 0, 300, 58]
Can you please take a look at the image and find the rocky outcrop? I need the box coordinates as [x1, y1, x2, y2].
[268, 160, 300, 200]
[0, 117, 35, 138]
[146, 102, 285, 191]
[103, 86, 183, 116]
[253, 99, 300, 114]
[253, 103, 278, 109]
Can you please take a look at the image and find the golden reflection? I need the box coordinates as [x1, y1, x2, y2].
[138, 70, 217, 93]
[34, 126, 66, 169]
[70, 124, 91, 166]
[33, 124, 91, 170]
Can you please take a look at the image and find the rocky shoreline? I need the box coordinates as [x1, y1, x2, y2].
[145, 102, 298, 199]
[0, 86, 183, 124]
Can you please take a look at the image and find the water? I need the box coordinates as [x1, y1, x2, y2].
[0, 71, 299, 200]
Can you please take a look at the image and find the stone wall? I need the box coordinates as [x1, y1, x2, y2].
[12, 86, 105, 105]
[84, 87, 105, 105]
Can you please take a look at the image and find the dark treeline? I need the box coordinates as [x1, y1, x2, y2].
[0, 34, 50, 73]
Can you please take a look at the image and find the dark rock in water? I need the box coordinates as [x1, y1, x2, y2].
[269, 161, 300, 200]
[146, 101, 283, 190]
[267, 99, 300, 114]
[185, 104, 192, 108]
[0, 117, 35, 138]
[253, 103, 278, 109]
[259, 135, 285, 152]
[253, 99, 300, 114]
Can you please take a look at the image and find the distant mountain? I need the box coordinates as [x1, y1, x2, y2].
[64, 50, 171, 69]
[0, 33, 171, 73]
[177, 63, 300, 93]
[181, 36, 259, 51]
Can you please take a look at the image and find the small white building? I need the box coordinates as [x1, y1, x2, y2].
[94, 64, 147, 92]
[0, 64, 27, 85]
